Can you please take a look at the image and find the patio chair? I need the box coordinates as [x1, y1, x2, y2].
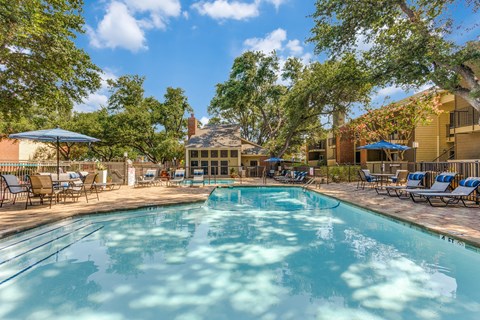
[170, 169, 185, 186]
[135, 169, 158, 187]
[1, 174, 29, 207]
[276, 170, 294, 182]
[389, 170, 409, 185]
[416, 177, 480, 207]
[399, 172, 456, 202]
[63, 172, 99, 203]
[26, 174, 63, 209]
[384, 172, 426, 197]
[356, 169, 378, 190]
[192, 169, 205, 186]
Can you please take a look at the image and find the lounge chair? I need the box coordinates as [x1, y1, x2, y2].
[170, 169, 185, 186]
[356, 169, 378, 190]
[399, 172, 456, 202]
[192, 169, 205, 186]
[0, 174, 30, 207]
[384, 172, 426, 197]
[284, 172, 307, 184]
[389, 170, 409, 185]
[417, 177, 480, 207]
[26, 175, 63, 209]
[63, 172, 99, 203]
[135, 169, 159, 187]
[276, 171, 295, 182]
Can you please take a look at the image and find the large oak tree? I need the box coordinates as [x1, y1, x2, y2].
[309, 0, 480, 112]
[0, 0, 101, 134]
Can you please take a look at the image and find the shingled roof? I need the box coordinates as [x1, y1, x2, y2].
[185, 124, 241, 149]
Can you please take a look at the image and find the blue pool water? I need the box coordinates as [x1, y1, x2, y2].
[1, 187, 480, 319]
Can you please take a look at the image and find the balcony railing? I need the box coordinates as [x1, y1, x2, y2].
[450, 107, 480, 128]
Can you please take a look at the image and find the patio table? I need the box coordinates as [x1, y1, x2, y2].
[371, 173, 395, 188]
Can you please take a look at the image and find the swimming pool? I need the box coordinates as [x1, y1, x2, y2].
[1, 187, 480, 319]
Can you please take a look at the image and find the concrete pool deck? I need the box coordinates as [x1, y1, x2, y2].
[1, 179, 480, 249]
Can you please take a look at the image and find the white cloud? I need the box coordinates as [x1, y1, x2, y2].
[377, 85, 404, 97]
[192, 0, 260, 21]
[75, 93, 109, 113]
[264, 0, 287, 9]
[286, 39, 303, 55]
[87, 1, 147, 52]
[74, 70, 117, 113]
[243, 28, 311, 64]
[244, 28, 286, 53]
[199, 116, 210, 126]
[124, 0, 181, 16]
[87, 0, 181, 52]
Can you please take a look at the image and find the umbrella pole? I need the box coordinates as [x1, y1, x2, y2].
[57, 137, 60, 177]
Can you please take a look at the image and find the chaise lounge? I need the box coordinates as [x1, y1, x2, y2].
[416, 177, 480, 207]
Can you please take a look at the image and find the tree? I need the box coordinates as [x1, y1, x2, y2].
[309, 0, 480, 112]
[209, 51, 371, 157]
[209, 51, 285, 146]
[338, 92, 444, 160]
[107, 75, 192, 163]
[271, 55, 372, 157]
[0, 0, 101, 134]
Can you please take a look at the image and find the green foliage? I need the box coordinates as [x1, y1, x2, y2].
[106, 75, 192, 163]
[209, 51, 371, 158]
[209, 51, 285, 146]
[309, 0, 480, 111]
[0, 0, 101, 135]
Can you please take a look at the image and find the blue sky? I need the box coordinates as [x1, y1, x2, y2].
[76, 0, 480, 123]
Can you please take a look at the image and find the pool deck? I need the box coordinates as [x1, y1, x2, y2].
[1, 179, 480, 249]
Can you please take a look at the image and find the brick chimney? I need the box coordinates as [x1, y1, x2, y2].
[187, 113, 198, 139]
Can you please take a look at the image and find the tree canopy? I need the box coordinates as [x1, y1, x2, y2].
[309, 0, 480, 112]
[0, 0, 101, 135]
[209, 51, 372, 157]
[106, 75, 192, 163]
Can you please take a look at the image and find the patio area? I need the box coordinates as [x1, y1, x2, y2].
[1, 180, 480, 250]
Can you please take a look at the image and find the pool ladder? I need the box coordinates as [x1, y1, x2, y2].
[302, 178, 315, 191]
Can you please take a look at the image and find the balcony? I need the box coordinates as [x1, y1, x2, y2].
[449, 107, 480, 132]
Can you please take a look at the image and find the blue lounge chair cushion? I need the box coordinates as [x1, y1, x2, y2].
[408, 173, 424, 180]
[366, 176, 373, 182]
[436, 175, 454, 183]
[69, 172, 80, 179]
[459, 179, 480, 188]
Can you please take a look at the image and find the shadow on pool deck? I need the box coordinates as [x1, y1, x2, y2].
[1, 180, 480, 249]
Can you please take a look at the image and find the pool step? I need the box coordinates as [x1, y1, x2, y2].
[0, 223, 103, 286]
[0, 219, 87, 260]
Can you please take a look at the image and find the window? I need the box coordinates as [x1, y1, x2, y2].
[190, 150, 198, 158]
[190, 161, 198, 175]
[220, 150, 228, 158]
[201, 161, 209, 175]
[201, 150, 209, 158]
[211, 150, 218, 158]
[220, 160, 228, 175]
[211, 161, 218, 175]
[230, 150, 238, 158]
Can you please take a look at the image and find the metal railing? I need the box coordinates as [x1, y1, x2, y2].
[450, 107, 480, 128]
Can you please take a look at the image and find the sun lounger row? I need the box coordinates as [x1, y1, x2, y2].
[357, 169, 480, 207]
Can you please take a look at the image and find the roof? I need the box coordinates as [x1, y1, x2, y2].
[186, 124, 241, 149]
[241, 141, 267, 155]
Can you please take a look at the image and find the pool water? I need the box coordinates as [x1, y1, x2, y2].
[1, 187, 480, 319]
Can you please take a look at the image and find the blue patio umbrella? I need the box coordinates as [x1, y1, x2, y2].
[264, 157, 285, 162]
[357, 140, 410, 172]
[9, 128, 100, 176]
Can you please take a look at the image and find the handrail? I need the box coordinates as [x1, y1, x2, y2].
[431, 145, 455, 162]
[302, 178, 315, 191]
